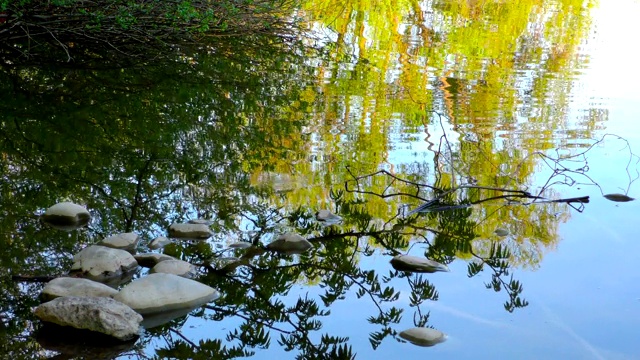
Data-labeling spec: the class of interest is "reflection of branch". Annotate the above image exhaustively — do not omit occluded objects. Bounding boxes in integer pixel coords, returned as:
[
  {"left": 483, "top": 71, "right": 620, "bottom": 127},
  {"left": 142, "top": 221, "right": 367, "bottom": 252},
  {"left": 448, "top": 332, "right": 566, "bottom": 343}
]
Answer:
[
  {"left": 169, "top": 328, "right": 198, "bottom": 348},
  {"left": 345, "top": 166, "right": 434, "bottom": 201},
  {"left": 11, "top": 274, "right": 57, "bottom": 283},
  {"left": 204, "top": 305, "right": 292, "bottom": 334}
]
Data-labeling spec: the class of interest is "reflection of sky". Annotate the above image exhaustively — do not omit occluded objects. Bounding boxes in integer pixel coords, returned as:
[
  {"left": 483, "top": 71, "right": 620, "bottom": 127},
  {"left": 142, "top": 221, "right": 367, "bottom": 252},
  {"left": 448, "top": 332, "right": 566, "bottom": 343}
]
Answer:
[{"left": 152, "top": 1, "right": 640, "bottom": 359}]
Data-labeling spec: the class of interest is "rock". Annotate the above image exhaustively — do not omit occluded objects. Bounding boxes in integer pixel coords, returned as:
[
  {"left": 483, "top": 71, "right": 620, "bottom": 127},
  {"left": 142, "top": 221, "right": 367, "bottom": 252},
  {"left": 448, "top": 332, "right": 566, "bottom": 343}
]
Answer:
[
  {"left": 149, "top": 236, "right": 172, "bottom": 249},
  {"left": 603, "top": 193, "right": 635, "bottom": 202},
  {"left": 228, "top": 241, "right": 252, "bottom": 249},
  {"left": 390, "top": 255, "right": 449, "bottom": 273},
  {"left": 494, "top": 228, "right": 509, "bottom": 237},
  {"left": 70, "top": 245, "right": 138, "bottom": 285},
  {"left": 266, "top": 233, "right": 313, "bottom": 254},
  {"left": 34, "top": 296, "right": 142, "bottom": 341},
  {"left": 150, "top": 260, "right": 197, "bottom": 278},
  {"left": 41, "top": 202, "right": 91, "bottom": 231},
  {"left": 114, "top": 273, "right": 219, "bottom": 315},
  {"left": 398, "top": 327, "right": 447, "bottom": 347},
  {"left": 188, "top": 219, "right": 214, "bottom": 225},
  {"left": 315, "top": 210, "right": 343, "bottom": 225},
  {"left": 208, "top": 256, "right": 245, "bottom": 272},
  {"left": 168, "top": 223, "right": 212, "bottom": 239},
  {"left": 99, "top": 232, "right": 140, "bottom": 253},
  {"left": 134, "top": 253, "right": 176, "bottom": 268},
  {"left": 41, "top": 277, "right": 118, "bottom": 301}
]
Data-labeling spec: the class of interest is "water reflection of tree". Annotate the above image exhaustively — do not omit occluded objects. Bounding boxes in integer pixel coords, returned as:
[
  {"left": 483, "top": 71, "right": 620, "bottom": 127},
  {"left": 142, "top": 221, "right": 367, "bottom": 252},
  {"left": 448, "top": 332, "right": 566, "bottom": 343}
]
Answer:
[
  {"left": 0, "top": 33, "right": 313, "bottom": 358},
  {"left": 270, "top": 0, "right": 601, "bottom": 223}
]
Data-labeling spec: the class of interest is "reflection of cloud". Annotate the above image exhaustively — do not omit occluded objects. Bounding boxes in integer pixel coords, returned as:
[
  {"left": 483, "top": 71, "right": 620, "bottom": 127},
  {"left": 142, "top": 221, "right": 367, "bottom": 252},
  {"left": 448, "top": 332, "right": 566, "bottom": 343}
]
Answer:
[
  {"left": 428, "top": 302, "right": 513, "bottom": 329},
  {"left": 539, "top": 303, "right": 606, "bottom": 360}
]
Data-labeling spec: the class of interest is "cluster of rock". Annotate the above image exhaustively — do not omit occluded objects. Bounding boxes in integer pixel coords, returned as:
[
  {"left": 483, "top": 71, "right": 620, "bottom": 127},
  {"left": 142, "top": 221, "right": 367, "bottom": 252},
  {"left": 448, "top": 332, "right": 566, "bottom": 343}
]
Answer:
[
  {"left": 36, "top": 202, "right": 221, "bottom": 342},
  {"left": 36, "top": 202, "right": 324, "bottom": 343}
]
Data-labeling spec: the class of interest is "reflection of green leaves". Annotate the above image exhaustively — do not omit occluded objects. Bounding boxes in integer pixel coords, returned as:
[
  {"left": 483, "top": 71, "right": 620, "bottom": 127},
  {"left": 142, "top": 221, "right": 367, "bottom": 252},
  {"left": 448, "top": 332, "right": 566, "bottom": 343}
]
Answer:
[
  {"left": 408, "top": 275, "right": 439, "bottom": 306},
  {"left": 467, "top": 261, "right": 484, "bottom": 277},
  {"left": 367, "top": 307, "right": 403, "bottom": 350}
]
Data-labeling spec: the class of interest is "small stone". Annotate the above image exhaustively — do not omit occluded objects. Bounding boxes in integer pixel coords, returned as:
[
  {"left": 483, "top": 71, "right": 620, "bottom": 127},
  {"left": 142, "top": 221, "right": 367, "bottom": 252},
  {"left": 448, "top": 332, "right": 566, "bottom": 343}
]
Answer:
[
  {"left": 168, "top": 223, "right": 212, "bottom": 239},
  {"left": 399, "top": 327, "right": 447, "bottom": 347},
  {"left": 70, "top": 245, "right": 138, "bottom": 285},
  {"left": 41, "top": 202, "right": 91, "bottom": 231},
  {"left": 34, "top": 297, "right": 142, "bottom": 341},
  {"left": 41, "top": 277, "right": 119, "bottom": 301},
  {"left": 188, "top": 219, "right": 214, "bottom": 225},
  {"left": 99, "top": 232, "right": 140, "bottom": 253},
  {"left": 266, "top": 233, "right": 313, "bottom": 254},
  {"left": 134, "top": 253, "right": 176, "bottom": 268},
  {"left": 228, "top": 242, "right": 252, "bottom": 249},
  {"left": 315, "top": 210, "right": 343, "bottom": 225},
  {"left": 149, "top": 236, "right": 172, "bottom": 249},
  {"left": 494, "top": 228, "right": 509, "bottom": 237},
  {"left": 390, "top": 255, "right": 449, "bottom": 273},
  {"left": 150, "top": 260, "right": 197, "bottom": 278}
]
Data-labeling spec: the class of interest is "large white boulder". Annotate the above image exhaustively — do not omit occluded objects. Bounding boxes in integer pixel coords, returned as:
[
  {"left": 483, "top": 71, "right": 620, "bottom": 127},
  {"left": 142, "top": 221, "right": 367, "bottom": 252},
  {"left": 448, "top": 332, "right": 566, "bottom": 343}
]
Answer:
[
  {"left": 34, "top": 296, "right": 142, "bottom": 341},
  {"left": 168, "top": 223, "right": 212, "bottom": 239},
  {"left": 70, "top": 245, "right": 138, "bottom": 284},
  {"left": 41, "top": 277, "right": 118, "bottom": 301},
  {"left": 150, "top": 260, "right": 197, "bottom": 278},
  {"left": 266, "top": 233, "right": 312, "bottom": 254},
  {"left": 390, "top": 255, "right": 449, "bottom": 273},
  {"left": 134, "top": 253, "right": 176, "bottom": 268},
  {"left": 398, "top": 327, "right": 447, "bottom": 347},
  {"left": 99, "top": 232, "right": 140, "bottom": 253},
  {"left": 41, "top": 202, "right": 91, "bottom": 231},
  {"left": 114, "top": 273, "right": 219, "bottom": 315}
]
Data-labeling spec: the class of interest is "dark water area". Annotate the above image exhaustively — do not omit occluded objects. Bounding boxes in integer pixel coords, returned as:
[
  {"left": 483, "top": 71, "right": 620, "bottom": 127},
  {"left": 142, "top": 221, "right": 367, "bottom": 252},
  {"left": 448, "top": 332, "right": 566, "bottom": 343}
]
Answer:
[{"left": 1, "top": 0, "right": 640, "bottom": 359}]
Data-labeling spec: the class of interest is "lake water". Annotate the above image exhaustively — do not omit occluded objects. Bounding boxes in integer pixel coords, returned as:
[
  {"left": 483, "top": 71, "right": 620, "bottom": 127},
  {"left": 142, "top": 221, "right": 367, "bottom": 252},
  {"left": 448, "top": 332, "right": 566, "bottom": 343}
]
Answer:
[{"left": 1, "top": 0, "right": 639, "bottom": 359}]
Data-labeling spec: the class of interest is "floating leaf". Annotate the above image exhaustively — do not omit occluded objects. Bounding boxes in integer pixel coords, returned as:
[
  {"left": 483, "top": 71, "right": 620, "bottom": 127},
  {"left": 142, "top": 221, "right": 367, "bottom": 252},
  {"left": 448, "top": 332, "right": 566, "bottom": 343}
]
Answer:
[
  {"left": 603, "top": 193, "right": 635, "bottom": 202},
  {"left": 390, "top": 255, "right": 450, "bottom": 273}
]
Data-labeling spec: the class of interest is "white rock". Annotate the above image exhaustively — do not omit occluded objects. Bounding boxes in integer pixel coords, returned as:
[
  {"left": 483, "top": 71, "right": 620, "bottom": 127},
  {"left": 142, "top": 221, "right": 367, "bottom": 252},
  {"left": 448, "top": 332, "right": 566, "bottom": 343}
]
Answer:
[
  {"left": 134, "top": 253, "right": 176, "bottom": 268},
  {"left": 266, "top": 233, "right": 313, "bottom": 254},
  {"left": 390, "top": 255, "right": 449, "bottom": 273},
  {"left": 41, "top": 277, "right": 118, "bottom": 301},
  {"left": 208, "top": 256, "right": 246, "bottom": 272},
  {"left": 494, "top": 228, "right": 509, "bottom": 237},
  {"left": 70, "top": 245, "right": 138, "bottom": 283},
  {"left": 150, "top": 260, "right": 197, "bottom": 278},
  {"left": 99, "top": 232, "right": 140, "bottom": 253},
  {"left": 34, "top": 296, "right": 142, "bottom": 341},
  {"left": 188, "top": 219, "right": 214, "bottom": 225},
  {"left": 41, "top": 202, "right": 91, "bottom": 231},
  {"left": 315, "top": 210, "right": 343, "bottom": 225},
  {"left": 399, "top": 327, "right": 447, "bottom": 347},
  {"left": 168, "top": 223, "right": 212, "bottom": 239},
  {"left": 228, "top": 242, "right": 252, "bottom": 249},
  {"left": 149, "top": 236, "right": 172, "bottom": 249},
  {"left": 114, "top": 273, "right": 219, "bottom": 315}
]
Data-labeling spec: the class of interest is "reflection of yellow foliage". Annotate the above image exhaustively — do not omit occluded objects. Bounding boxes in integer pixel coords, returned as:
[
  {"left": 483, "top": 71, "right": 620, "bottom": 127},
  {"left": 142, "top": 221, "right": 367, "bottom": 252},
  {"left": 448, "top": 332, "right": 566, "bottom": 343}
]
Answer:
[{"left": 250, "top": 0, "right": 598, "bottom": 269}]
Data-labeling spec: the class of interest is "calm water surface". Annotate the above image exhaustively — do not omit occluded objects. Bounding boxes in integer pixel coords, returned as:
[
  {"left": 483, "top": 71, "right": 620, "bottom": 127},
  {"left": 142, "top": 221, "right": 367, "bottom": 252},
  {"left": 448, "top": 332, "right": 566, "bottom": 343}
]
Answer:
[{"left": 2, "top": 0, "right": 640, "bottom": 359}]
